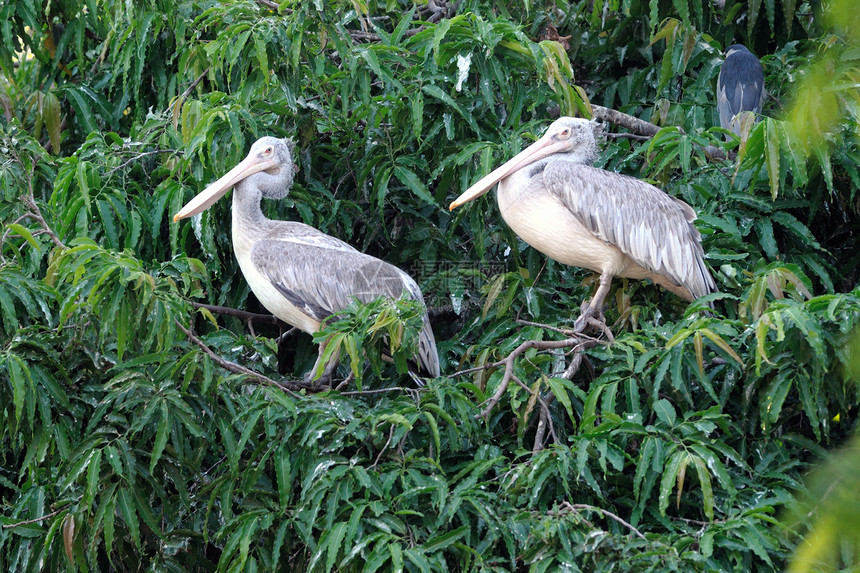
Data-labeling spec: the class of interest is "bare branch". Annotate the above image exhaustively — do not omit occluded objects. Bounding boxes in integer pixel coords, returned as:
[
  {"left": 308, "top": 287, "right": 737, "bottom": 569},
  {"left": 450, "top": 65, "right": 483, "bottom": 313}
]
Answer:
[
  {"left": 2, "top": 157, "right": 67, "bottom": 262},
  {"left": 473, "top": 336, "right": 592, "bottom": 419},
  {"left": 23, "top": 188, "right": 65, "bottom": 251},
  {"left": 256, "top": 0, "right": 285, "bottom": 11},
  {"left": 558, "top": 502, "right": 648, "bottom": 540},
  {"left": 448, "top": 318, "right": 605, "bottom": 419},
  {"left": 533, "top": 400, "right": 557, "bottom": 452},
  {"left": 604, "top": 132, "right": 652, "bottom": 142},
  {"left": 179, "top": 67, "right": 210, "bottom": 100},
  {"left": 190, "top": 301, "right": 282, "bottom": 327},
  {"left": 592, "top": 105, "right": 661, "bottom": 137},
  {"left": 590, "top": 104, "right": 732, "bottom": 163},
  {"left": 3, "top": 504, "right": 71, "bottom": 529},
  {"left": 106, "top": 149, "right": 180, "bottom": 177},
  {"left": 175, "top": 319, "right": 307, "bottom": 397}
]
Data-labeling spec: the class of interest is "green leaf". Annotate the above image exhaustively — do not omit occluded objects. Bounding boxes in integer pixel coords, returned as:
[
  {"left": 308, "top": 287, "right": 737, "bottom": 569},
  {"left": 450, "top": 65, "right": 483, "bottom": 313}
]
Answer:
[
  {"left": 393, "top": 164, "right": 435, "bottom": 207},
  {"left": 254, "top": 35, "right": 269, "bottom": 81},
  {"left": 658, "top": 450, "right": 685, "bottom": 516},
  {"left": 6, "top": 354, "right": 28, "bottom": 424},
  {"left": 692, "top": 456, "right": 714, "bottom": 521},
  {"left": 764, "top": 119, "right": 780, "bottom": 198},
  {"left": 42, "top": 92, "right": 62, "bottom": 152},
  {"left": 653, "top": 398, "right": 676, "bottom": 427},
  {"left": 326, "top": 522, "right": 348, "bottom": 572},
  {"left": 117, "top": 487, "right": 141, "bottom": 550},
  {"left": 149, "top": 401, "right": 170, "bottom": 473},
  {"left": 547, "top": 376, "right": 576, "bottom": 426},
  {"left": 755, "top": 218, "right": 778, "bottom": 260},
  {"left": 423, "top": 525, "right": 468, "bottom": 552}
]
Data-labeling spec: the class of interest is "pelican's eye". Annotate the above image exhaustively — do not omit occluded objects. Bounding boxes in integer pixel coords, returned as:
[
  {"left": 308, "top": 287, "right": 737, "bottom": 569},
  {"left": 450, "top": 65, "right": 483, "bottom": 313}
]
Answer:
[
  {"left": 264, "top": 146, "right": 273, "bottom": 155},
  {"left": 558, "top": 128, "right": 571, "bottom": 139}
]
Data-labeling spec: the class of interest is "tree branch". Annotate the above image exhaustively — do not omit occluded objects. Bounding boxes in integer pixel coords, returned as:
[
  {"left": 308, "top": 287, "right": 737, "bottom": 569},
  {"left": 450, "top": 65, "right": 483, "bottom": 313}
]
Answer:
[
  {"left": 176, "top": 320, "right": 309, "bottom": 397},
  {"left": 592, "top": 105, "right": 660, "bottom": 137},
  {"left": 557, "top": 501, "right": 647, "bottom": 540},
  {"left": 473, "top": 336, "right": 600, "bottom": 419},
  {"left": 106, "top": 149, "right": 180, "bottom": 177},
  {"left": 3, "top": 504, "right": 71, "bottom": 529},
  {"left": 448, "top": 318, "right": 605, "bottom": 420},
  {"left": 1, "top": 157, "right": 67, "bottom": 264},
  {"left": 190, "top": 301, "right": 282, "bottom": 327},
  {"left": 179, "top": 67, "right": 210, "bottom": 100},
  {"left": 590, "top": 104, "right": 730, "bottom": 161}
]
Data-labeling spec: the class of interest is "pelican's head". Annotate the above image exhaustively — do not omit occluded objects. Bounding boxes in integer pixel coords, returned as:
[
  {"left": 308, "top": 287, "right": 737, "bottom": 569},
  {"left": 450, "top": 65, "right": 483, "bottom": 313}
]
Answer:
[
  {"left": 449, "top": 117, "right": 599, "bottom": 210},
  {"left": 173, "top": 136, "right": 296, "bottom": 222}
]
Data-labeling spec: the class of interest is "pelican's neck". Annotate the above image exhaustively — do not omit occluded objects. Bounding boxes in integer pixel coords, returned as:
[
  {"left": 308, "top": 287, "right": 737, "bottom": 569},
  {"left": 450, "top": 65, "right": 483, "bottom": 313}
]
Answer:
[
  {"left": 562, "top": 147, "right": 597, "bottom": 166},
  {"left": 231, "top": 181, "right": 270, "bottom": 231}
]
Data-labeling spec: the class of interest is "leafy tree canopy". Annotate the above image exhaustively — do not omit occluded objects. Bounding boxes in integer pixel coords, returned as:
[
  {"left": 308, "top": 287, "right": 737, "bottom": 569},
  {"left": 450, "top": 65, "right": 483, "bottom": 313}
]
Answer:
[{"left": 0, "top": 0, "right": 859, "bottom": 570}]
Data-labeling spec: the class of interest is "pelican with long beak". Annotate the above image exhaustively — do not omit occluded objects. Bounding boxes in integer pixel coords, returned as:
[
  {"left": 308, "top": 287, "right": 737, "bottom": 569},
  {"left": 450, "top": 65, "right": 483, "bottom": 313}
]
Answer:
[
  {"left": 175, "top": 137, "right": 440, "bottom": 381},
  {"left": 450, "top": 117, "right": 716, "bottom": 329}
]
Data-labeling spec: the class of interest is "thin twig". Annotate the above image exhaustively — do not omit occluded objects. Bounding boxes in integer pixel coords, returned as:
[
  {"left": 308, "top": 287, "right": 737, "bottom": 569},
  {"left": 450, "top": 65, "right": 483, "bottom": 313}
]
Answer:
[
  {"left": 176, "top": 319, "right": 305, "bottom": 397},
  {"left": 516, "top": 319, "right": 577, "bottom": 337},
  {"left": 509, "top": 373, "right": 557, "bottom": 448},
  {"left": 371, "top": 424, "right": 396, "bottom": 469},
  {"left": 476, "top": 337, "right": 581, "bottom": 419},
  {"left": 559, "top": 502, "right": 647, "bottom": 540},
  {"left": 191, "top": 301, "right": 282, "bottom": 327},
  {"left": 334, "top": 372, "right": 355, "bottom": 391},
  {"left": 671, "top": 515, "right": 728, "bottom": 526},
  {"left": 533, "top": 396, "right": 558, "bottom": 452},
  {"left": 2, "top": 159, "right": 67, "bottom": 261},
  {"left": 3, "top": 504, "right": 71, "bottom": 529},
  {"left": 179, "top": 67, "right": 210, "bottom": 100},
  {"left": 106, "top": 149, "right": 179, "bottom": 177},
  {"left": 23, "top": 192, "right": 65, "bottom": 250},
  {"left": 604, "top": 132, "right": 652, "bottom": 141}
]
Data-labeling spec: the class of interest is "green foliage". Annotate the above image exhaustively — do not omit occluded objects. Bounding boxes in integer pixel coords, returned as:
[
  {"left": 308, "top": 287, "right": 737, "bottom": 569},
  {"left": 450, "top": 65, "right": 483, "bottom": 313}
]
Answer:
[
  {"left": 313, "top": 295, "right": 426, "bottom": 386},
  {"left": 0, "top": 0, "right": 858, "bottom": 570}
]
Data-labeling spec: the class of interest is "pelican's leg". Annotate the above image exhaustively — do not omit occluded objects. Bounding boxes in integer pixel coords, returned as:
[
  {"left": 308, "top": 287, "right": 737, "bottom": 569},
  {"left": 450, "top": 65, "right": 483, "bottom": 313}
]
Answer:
[
  {"left": 574, "top": 271, "right": 614, "bottom": 339},
  {"left": 305, "top": 339, "right": 341, "bottom": 387}
]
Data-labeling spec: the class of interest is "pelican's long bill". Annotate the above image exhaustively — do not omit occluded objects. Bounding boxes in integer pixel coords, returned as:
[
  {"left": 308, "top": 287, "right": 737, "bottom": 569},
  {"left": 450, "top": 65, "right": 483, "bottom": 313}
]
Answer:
[
  {"left": 448, "top": 130, "right": 572, "bottom": 211},
  {"left": 173, "top": 151, "right": 279, "bottom": 221}
]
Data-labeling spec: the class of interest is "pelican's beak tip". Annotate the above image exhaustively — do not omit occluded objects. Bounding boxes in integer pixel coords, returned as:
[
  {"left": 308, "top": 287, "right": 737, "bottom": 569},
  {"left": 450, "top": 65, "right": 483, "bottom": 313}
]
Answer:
[{"left": 172, "top": 213, "right": 182, "bottom": 223}]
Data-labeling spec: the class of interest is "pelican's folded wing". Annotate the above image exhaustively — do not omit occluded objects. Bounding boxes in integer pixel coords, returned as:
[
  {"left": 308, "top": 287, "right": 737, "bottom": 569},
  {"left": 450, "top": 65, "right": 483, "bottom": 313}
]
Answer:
[{"left": 545, "top": 163, "right": 716, "bottom": 300}]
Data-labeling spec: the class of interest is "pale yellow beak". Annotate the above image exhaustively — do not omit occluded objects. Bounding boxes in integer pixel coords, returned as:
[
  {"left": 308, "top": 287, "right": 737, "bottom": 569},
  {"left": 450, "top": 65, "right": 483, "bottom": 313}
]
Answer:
[
  {"left": 448, "top": 132, "right": 570, "bottom": 211},
  {"left": 173, "top": 153, "right": 278, "bottom": 222}
]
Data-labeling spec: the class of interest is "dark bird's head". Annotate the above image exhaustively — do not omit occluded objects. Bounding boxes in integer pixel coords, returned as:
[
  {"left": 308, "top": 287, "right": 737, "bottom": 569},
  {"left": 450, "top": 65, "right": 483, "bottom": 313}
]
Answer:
[
  {"left": 449, "top": 117, "right": 599, "bottom": 210},
  {"left": 173, "top": 136, "right": 296, "bottom": 222}
]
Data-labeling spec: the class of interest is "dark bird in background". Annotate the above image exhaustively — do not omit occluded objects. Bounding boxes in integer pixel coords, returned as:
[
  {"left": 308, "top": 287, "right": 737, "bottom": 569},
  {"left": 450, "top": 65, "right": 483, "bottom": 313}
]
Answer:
[
  {"left": 449, "top": 117, "right": 716, "bottom": 331},
  {"left": 174, "top": 137, "right": 440, "bottom": 382},
  {"left": 717, "top": 44, "right": 765, "bottom": 136}
]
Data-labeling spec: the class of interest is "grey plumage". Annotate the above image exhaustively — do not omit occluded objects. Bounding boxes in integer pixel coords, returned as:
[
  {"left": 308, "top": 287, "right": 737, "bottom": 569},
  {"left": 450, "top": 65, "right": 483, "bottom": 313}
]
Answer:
[
  {"left": 250, "top": 229, "right": 439, "bottom": 376},
  {"left": 174, "top": 136, "right": 440, "bottom": 379},
  {"left": 717, "top": 44, "right": 765, "bottom": 136},
  {"left": 542, "top": 163, "right": 715, "bottom": 300}
]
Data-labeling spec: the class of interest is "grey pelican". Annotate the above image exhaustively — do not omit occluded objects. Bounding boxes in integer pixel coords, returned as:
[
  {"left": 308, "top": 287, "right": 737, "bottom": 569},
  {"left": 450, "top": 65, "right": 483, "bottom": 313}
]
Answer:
[
  {"left": 174, "top": 137, "right": 440, "bottom": 381},
  {"left": 717, "top": 44, "right": 764, "bottom": 136},
  {"left": 449, "top": 117, "right": 716, "bottom": 329}
]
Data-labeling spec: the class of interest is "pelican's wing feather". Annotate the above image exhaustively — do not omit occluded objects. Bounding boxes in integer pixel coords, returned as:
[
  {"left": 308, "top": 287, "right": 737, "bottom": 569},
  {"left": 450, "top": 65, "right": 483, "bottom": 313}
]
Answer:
[
  {"left": 545, "top": 163, "right": 717, "bottom": 300},
  {"left": 250, "top": 235, "right": 440, "bottom": 376}
]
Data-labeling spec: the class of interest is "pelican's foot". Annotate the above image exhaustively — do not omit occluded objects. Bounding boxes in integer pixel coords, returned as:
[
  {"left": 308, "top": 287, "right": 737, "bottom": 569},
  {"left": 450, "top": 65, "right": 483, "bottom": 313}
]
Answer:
[{"left": 573, "top": 303, "right": 614, "bottom": 341}]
